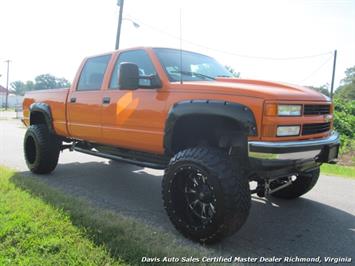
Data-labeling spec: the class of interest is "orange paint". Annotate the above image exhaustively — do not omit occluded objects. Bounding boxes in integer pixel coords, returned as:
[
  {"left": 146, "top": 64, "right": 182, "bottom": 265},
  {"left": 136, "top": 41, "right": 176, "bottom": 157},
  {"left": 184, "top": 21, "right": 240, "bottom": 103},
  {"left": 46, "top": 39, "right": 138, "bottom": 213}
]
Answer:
[
  {"left": 115, "top": 92, "right": 140, "bottom": 125},
  {"left": 23, "top": 47, "right": 333, "bottom": 155}
]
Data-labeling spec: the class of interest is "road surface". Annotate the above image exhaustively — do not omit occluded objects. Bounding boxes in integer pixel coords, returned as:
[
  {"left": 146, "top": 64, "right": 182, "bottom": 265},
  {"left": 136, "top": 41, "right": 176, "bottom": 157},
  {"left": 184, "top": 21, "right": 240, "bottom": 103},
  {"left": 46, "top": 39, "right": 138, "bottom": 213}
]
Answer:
[{"left": 1, "top": 119, "right": 354, "bottom": 261}]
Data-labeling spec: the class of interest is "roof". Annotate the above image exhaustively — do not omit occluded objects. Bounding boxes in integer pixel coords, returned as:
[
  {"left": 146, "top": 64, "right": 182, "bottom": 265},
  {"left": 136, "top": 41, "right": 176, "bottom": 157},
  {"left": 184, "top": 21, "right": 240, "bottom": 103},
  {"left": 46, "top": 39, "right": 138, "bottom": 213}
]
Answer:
[
  {"left": 0, "top": 85, "right": 7, "bottom": 94},
  {"left": 88, "top": 46, "right": 212, "bottom": 61}
]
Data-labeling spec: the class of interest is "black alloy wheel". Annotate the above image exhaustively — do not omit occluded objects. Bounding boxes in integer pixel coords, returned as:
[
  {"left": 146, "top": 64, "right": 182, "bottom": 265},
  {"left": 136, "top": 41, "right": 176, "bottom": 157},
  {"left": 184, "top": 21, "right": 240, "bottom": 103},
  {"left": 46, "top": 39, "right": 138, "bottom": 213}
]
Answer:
[{"left": 162, "top": 147, "right": 251, "bottom": 243}]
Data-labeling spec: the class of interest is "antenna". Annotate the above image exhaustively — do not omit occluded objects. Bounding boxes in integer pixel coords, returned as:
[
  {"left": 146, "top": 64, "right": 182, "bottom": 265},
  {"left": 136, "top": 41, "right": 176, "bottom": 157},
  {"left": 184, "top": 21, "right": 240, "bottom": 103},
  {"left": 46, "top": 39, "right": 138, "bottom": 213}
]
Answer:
[{"left": 179, "top": 8, "right": 183, "bottom": 85}]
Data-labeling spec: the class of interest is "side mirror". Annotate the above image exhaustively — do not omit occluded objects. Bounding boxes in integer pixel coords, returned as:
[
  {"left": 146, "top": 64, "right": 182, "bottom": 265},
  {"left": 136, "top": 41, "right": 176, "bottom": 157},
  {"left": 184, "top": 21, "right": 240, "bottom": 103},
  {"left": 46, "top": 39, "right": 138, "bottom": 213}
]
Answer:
[{"left": 119, "top": 62, "right": 139, "bottom": 90}]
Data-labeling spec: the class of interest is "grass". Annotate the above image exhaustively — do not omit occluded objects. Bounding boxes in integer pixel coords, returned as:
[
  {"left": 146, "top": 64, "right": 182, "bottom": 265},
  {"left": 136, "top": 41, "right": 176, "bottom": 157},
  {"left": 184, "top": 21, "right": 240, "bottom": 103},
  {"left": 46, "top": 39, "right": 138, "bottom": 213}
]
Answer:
[
  {"left": 0, "top": 167, "right": 124, "bottom": 266},
  {"left": 321, "top": 164, "right": 355, "bottom": 179},
  {"left": 0, "top": 166, "right": 217, "bottom": 266}
]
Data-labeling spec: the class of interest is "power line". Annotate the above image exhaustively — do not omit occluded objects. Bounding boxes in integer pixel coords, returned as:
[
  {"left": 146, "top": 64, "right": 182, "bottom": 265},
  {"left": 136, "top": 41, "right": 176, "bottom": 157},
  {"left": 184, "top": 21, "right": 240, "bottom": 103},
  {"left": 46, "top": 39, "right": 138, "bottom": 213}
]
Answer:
[
  {"left": 300, "top": 55, "right": 333, "bottom": 83},
  {"left": 128, "top": 16, "right": 333, "bottom": 61}
]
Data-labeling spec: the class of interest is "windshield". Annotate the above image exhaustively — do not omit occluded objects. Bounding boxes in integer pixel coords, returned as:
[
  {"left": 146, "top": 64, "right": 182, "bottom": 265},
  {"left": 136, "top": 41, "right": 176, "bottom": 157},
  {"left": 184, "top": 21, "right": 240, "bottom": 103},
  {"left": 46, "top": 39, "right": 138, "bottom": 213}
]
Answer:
[{"left": 154, "top": 48, "right": 232, "bottom": 82}]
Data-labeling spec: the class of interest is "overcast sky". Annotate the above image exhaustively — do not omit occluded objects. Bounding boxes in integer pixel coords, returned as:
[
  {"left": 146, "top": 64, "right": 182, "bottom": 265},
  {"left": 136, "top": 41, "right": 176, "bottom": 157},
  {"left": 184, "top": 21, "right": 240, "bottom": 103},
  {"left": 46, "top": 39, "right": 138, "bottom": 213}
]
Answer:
[{"left": 0, "top": 0, "right": 354, "bottom": 90}]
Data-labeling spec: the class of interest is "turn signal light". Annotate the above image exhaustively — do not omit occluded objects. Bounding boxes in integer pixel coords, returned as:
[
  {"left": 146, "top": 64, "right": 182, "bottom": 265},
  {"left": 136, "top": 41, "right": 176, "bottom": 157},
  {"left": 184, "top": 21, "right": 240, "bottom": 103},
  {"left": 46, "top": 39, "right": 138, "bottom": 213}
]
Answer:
[{"left": 265, "top": 103, "right": 277, "bottom": 116}]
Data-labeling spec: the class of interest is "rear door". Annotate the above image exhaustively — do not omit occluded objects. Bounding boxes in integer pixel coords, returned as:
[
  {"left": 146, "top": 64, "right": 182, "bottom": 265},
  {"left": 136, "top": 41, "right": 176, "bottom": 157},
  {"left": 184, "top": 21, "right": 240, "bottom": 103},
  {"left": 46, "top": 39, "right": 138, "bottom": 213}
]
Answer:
[{"left": 67, "top": 54, "right": 111, "bottom": 142}]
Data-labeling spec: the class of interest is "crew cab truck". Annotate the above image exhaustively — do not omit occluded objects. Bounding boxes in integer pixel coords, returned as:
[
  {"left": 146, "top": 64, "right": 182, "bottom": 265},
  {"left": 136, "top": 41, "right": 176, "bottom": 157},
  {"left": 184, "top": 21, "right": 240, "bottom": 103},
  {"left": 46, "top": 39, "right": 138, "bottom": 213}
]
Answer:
[{"left": 23, "top": 47, "right": 340, "bottom": 243}]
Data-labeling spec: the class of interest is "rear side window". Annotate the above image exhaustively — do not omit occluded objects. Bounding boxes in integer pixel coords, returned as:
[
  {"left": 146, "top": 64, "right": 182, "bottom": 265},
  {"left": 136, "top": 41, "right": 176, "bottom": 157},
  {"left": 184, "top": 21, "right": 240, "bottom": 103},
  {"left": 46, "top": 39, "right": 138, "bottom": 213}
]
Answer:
[
  {"left": 109, "top": 50, "right": 156, "bottom": 89},
  {"left": 77, "top": 54, "right": 111, "bottom": 91}
]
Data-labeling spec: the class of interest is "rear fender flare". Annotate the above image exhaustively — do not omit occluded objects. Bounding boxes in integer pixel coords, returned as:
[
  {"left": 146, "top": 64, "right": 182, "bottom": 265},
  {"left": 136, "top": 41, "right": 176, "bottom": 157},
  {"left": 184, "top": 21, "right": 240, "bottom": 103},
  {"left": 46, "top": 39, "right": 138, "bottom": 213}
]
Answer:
[{"left": 29, "top": 102, "right": 54, "bottom": 134}]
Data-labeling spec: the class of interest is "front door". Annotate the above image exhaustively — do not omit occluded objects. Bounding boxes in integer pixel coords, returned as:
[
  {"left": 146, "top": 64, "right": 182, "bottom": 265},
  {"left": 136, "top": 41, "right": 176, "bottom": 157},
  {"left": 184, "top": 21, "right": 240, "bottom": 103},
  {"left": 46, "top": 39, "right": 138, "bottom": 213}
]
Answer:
[{"left": 101, "top": 49, "right": 166, "bottom": 154}]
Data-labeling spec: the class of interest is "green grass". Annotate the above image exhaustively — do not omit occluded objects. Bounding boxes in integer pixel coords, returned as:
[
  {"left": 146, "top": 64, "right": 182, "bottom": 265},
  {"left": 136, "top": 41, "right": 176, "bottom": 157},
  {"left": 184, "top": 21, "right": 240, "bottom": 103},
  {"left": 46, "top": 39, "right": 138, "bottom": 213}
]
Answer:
[
  {"left": 321, "top": 164, "right": 355, "bottom": 179},
  {"left": 0, "top": 167, "right": 125, "bottom": 266},
  {"left": 0, "top": 166, "right": 216, "bottom": 266}
]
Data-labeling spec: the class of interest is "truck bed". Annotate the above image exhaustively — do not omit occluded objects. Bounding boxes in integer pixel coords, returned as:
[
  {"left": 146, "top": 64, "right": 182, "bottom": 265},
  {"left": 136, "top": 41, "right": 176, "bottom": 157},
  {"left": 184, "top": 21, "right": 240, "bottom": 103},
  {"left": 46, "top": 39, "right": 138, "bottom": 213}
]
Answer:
[{"left": 23, "top": 88, "right": 70, "bottom": 137}]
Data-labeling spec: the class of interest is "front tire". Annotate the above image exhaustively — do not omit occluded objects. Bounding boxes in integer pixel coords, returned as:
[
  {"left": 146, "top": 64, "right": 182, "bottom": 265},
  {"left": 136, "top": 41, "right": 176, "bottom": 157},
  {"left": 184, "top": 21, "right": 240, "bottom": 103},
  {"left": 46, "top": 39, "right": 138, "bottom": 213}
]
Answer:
[
  {"left": 24, "top": 124, "right": 61, "bottom": 174},
  {"left": 270, "top": 168, "right": 320, "bottom": 199},
  {"left": 162, "top": 147, "right": 251, "bottom": 243}
]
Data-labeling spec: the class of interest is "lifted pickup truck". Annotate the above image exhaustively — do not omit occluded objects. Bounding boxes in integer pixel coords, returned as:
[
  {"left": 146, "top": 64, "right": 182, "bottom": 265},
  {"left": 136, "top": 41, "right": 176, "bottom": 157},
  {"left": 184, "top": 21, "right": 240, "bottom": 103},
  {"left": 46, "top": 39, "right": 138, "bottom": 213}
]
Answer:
[{"left": 23, "top": 47, "right": 340, "bottom": 243}]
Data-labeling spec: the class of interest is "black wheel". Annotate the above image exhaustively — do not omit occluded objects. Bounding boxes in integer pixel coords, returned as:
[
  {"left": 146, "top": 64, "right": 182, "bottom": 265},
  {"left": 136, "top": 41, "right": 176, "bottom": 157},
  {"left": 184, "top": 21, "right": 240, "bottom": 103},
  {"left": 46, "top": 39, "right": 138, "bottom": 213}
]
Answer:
[
  {"left": 270, "top": 168, "right": 320, "bottom": 199},
  {"left": 162, "top": 147, "right": 251, "bottom": 243},
  {"left": 24, "top": 124, "right": 61, "bottom": 174}
]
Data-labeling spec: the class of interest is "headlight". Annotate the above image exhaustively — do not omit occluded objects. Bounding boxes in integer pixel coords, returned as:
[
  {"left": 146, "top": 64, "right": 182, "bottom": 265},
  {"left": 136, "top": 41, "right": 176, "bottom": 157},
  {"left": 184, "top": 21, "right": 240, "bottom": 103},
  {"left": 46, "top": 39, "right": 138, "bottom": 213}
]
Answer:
[
  {"left": 278, "top": 105, "right": 302, "bottom": 116},
  {"left": 277, "top": 125, "right": 300, "bottom": 137}
]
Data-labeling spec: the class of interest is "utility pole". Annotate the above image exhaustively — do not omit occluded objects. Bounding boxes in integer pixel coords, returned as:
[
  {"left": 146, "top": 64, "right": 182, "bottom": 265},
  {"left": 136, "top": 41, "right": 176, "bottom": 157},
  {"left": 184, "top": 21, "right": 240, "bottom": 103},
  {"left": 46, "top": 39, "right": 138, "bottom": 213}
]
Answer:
[
  {"left": 115, "top": 0, "right": 125, "bottom": 50},
  {"left": 330, "top": 50, "right": 337, "bottom": 99},
  {"left": 5, "top": 60, "right": 10, "bottom": 110}
]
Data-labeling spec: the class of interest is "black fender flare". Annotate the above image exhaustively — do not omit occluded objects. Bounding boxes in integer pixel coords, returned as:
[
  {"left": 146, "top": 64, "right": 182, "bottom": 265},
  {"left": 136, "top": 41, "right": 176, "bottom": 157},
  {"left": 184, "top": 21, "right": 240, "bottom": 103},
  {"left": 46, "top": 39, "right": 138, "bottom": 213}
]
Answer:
[
  {"left": 163, "top": 100, "right": 257, "bottom": 155},
  {"left": 29, "top": 102, "right": 54, "bottom": 133}
]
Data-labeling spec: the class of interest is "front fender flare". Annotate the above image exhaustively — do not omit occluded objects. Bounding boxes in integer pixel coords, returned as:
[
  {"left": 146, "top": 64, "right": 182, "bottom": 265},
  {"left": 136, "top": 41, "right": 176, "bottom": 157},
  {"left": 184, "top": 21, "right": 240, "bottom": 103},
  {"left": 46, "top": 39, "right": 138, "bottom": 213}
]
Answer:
[{"left": 164, "top": 100, "right": 257, "bottom": 155}]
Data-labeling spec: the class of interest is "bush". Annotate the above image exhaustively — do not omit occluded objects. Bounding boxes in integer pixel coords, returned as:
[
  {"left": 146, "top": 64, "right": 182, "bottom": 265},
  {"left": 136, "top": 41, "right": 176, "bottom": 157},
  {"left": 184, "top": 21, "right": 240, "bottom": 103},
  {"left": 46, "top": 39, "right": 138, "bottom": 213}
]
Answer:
[{"left": 333, "top": 99, "right": 355, "bottom": 155}]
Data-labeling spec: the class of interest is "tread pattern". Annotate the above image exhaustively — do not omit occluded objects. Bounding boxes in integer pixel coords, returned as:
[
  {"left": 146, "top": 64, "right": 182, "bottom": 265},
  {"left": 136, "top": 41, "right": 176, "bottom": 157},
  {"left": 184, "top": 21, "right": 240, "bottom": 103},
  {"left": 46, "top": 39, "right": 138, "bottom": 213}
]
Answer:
[
  {"left": 271, "top": 168, "right": 320, "bottom": 199},
  {"left": 24, "top": 124, "right": 61, "bottom": 174},
  {"left": 162, "top": 147, "right": 251, "bottom": 243}
]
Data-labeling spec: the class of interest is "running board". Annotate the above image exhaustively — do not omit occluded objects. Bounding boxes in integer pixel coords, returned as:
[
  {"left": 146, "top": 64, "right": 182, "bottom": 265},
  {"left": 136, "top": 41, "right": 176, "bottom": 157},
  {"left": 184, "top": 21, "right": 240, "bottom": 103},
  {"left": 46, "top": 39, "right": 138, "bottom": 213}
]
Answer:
[{"left": 73, "top": 146, "right": 167, "bottom": 169}]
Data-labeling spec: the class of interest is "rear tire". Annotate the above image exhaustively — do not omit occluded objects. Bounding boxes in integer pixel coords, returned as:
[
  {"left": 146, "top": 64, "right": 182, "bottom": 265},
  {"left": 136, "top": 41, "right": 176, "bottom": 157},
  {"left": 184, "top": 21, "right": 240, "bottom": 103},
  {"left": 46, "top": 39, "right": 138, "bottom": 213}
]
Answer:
[
  {"left": 24, "top": 124, "right": 61, "bottom": 174},
  {"left": 162, "top": 147, "right": 251, "bottom": 243},
  {"left": 271, "top": 168, "right": 320, "bottom": 199}
]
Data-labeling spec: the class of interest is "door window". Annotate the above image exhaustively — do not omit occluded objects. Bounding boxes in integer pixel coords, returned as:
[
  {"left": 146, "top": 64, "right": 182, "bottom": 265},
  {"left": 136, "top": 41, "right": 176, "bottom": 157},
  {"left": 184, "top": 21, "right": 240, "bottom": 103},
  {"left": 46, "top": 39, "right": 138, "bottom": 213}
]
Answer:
[
  {"left": 77, "top": 54, "right": 111, "bottom": 91},
  {"left": 109, "top": 50, "right": 156, "bottom": 89}
]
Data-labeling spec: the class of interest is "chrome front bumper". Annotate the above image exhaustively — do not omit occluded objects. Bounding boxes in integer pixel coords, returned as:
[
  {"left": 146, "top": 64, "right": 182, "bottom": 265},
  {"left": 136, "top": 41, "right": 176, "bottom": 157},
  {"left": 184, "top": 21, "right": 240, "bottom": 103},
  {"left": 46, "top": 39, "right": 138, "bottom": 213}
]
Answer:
[{"left": 248, "top": 131, "right": 340, "bottom": 162}]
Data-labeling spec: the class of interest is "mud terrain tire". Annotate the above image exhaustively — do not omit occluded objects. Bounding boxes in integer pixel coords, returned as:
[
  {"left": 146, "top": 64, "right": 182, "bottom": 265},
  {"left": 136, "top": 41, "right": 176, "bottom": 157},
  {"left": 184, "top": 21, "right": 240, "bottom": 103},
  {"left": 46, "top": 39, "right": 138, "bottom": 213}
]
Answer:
[
  {"left": 24, "top": 124, "right": 61, "bottom": 174},
  {"left": 162, "top": 147, "right": 251, "bottom": 243}
]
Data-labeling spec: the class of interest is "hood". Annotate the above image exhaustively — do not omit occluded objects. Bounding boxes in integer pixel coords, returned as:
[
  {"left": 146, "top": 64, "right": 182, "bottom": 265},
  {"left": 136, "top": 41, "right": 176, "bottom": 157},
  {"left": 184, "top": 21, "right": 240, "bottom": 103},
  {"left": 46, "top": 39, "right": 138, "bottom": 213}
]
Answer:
[{"left": 180, "top": 78, "right": 330, "bottom": 101}]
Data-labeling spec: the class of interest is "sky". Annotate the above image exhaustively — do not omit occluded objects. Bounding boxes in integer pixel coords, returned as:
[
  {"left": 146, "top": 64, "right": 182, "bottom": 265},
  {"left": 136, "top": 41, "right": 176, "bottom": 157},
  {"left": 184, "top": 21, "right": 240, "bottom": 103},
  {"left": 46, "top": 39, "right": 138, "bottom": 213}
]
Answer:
[{"left": 0, "top": 0, "right": 354, "bottom": 91}]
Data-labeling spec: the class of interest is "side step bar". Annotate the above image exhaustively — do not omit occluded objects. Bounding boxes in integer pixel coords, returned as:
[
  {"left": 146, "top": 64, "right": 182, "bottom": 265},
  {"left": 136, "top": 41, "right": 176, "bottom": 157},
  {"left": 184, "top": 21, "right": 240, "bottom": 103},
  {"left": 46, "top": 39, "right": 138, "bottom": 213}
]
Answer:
[{"left": 72, "top": 146, "right": 167, "bottom": 170}]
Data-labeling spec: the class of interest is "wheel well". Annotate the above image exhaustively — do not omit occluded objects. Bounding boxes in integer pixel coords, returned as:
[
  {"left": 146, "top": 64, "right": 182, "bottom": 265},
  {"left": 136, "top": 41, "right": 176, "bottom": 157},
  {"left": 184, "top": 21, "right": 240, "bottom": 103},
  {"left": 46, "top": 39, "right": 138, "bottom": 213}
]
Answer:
[
  {"left": 30, "top": 111, "right": 47, "bottom": 125},
  {"left": 171, "top": 115, "right": 247, "bottom": 154}
]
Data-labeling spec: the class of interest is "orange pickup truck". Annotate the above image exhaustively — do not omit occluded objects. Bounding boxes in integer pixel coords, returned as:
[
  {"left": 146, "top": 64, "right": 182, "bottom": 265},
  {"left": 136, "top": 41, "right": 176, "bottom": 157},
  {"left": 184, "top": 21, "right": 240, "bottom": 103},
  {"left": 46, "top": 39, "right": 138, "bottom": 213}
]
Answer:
[{"left": 23, "top": 47, "right": 340, "bottom": 243}]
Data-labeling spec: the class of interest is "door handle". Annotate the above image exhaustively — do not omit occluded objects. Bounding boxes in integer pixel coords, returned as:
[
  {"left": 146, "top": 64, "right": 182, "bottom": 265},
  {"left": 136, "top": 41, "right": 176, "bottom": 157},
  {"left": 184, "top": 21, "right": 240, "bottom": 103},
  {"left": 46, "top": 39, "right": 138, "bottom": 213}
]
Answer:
[
  {"left": 102, "top": 96, "right": 110, "bottom": 104},
  {"left": 70, "top": 97, "right": 76, "bottom": 103}
]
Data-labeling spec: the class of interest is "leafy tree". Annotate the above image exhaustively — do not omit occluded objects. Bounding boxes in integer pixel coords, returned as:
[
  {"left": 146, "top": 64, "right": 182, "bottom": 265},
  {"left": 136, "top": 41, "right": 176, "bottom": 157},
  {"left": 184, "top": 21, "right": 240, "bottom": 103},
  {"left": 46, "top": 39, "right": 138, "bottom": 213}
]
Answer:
[
  {"left": 10, "top": 74, "right": 70, "bottom": 95},
  {"left": 10, "top": 81, "right": 27, "bottom": 96},
  {"left": 26, "top": 80, "right": 35, "bottom": 91},
  {"left": 307, "top": 84, "right": 330, "bottom": 97},
  {"left": 34, "top": 74, "right": 70, "bottom": 90},
  {"left": 335, "top": 65, "right": 355, "bottom": 100},
  {"left": 341, "top": 66, "right": 355, "bottom": 84},
  {"left": 225, "top": 65, "right": 240, "bottom": 78}
]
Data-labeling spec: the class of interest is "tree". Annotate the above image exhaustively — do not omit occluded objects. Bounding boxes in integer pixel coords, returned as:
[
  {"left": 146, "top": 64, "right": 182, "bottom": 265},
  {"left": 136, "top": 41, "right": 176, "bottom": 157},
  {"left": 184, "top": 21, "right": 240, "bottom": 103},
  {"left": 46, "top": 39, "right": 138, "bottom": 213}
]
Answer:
[
  {"left": 34, "top": 74, "right": 70, "bottom": 90},
  {"left": 225, "top": 65, "right": 240, "bottom": 78},
  {"left": 10, "top": 74, "right": 70, "bottom": 95},
  {"left": 335, "top": 65, "right": 355, "bottom": 100},
  {"left": 26, "top": 80, "right": 35, "bottom": 91},
  {"left": 341, "top": 66, "right": 355, "bottom": 84},
  {"left": 10, "top": 81, "right": 27, "bottom": 96},
  {"left": 307, "top": 84, "right": 330, "bottom": 97}
]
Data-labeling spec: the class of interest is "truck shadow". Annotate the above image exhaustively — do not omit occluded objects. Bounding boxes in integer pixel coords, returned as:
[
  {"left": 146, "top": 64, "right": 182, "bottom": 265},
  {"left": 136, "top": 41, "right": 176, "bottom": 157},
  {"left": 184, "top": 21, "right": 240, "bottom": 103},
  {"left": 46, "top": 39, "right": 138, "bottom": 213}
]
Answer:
[{"left": 13, "top": 160, "right": 355, "bottom": 259}]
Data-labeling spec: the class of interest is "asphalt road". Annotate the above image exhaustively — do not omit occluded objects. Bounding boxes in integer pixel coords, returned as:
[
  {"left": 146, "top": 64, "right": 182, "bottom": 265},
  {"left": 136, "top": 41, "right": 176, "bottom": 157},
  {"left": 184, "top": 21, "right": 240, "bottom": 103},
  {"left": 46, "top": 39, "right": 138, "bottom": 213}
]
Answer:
[{"left": 1, "top": 119, "right": 354, "bottom": 262}]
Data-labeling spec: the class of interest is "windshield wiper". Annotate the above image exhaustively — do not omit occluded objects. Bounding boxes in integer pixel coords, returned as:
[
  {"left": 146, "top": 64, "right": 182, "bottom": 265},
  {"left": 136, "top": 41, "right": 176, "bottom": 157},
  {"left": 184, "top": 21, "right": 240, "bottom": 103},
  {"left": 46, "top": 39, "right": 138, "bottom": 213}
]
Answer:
[
  {"left": 171, "top": 70, "right": 215, "bottom": 80},
  {"left": 216, "top": 75, "right": 233, "bottom": 78}
]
